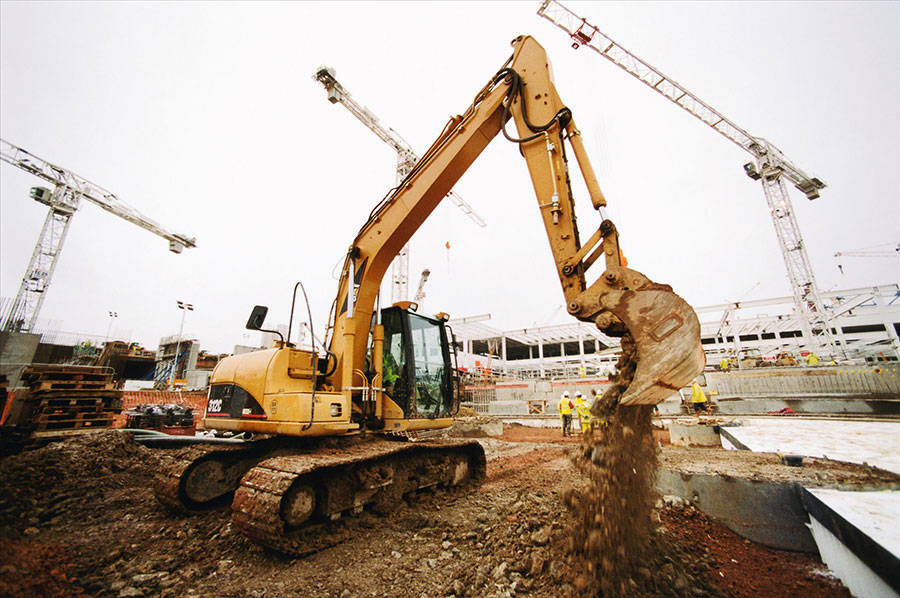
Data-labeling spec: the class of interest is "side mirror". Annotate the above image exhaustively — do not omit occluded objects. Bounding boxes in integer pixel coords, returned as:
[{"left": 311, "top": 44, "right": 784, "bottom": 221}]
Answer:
[{"left": 246, "top": 305, "right": 268, "bottom": 330}]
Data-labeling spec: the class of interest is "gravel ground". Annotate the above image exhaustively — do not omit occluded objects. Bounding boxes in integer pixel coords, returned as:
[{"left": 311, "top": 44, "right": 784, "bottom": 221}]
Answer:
[{"left": 0, "top": 428, "right": 854, "bottom": 597}]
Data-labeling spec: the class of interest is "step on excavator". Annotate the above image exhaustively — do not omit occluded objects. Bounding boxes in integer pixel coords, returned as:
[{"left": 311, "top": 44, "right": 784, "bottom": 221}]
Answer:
[{"left": 154, "top": 35, "right": 704, "bottom": 555}]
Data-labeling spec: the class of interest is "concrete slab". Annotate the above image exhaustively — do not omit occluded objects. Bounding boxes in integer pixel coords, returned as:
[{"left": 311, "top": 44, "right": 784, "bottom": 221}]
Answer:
[
  {"left": 725, "top": 418, "right": 900, "bottom": 474},
  {"left": 807, "top": 489, "right": 900, "bottom": 557},
  {"left": 801, "top": 488, "right": 900, "bottom": 596}
]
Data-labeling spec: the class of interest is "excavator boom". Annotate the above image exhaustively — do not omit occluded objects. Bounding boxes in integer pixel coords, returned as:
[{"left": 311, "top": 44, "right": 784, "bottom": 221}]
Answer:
[{"left": 326, "top": 35, "right": 703, "bottom": 408}]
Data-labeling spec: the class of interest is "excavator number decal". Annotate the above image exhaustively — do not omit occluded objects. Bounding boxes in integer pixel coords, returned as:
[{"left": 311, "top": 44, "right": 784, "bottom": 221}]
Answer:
[{"left": 205, "top": 384, "right": 266, "bottom": 419}]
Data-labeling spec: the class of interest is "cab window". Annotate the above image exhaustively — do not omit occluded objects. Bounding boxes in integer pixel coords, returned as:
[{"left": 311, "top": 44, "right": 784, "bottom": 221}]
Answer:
[{"left": 408, "top": 312, "right": 449, "bottom": 417}]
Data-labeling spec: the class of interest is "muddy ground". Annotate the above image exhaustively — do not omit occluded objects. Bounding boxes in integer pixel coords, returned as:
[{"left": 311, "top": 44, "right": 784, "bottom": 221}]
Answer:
[{"left": 0, "top": 425, "right": 865, "bottom": 598}]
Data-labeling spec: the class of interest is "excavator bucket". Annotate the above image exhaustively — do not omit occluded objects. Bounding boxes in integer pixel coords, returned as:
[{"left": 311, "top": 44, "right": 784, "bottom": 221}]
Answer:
[{"left": 598, "top": 271, "right": 706, "bottom": 406}]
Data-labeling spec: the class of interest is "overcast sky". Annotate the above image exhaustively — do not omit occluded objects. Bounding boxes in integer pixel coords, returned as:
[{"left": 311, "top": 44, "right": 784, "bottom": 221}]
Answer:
[{"left": 1, "top": 1, "right": 898, "bottom": 354}]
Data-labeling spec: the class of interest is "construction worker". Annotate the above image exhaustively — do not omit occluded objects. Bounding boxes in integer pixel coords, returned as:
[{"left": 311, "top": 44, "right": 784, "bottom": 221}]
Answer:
[
  {"left": 806, "top": 352, "right": 820, "bottom": 366},
  {"left": 587, "top": 388, "right": 607, "bottom": 429},
  {"left": 573, "top": 391, "right": 586, "bottom": 432},
  {"left": 382, "top": 349, "right": 402, "bottom": 398},
  {"left": 719, "top": 355, "right": 731, "bottom": 371},
  {"left": 690, "top": 380, "right": 708, "bottom": 414},
  {"left": 557, "top": 391, "right": 574, "bottom": 436},
  {"left": 576, "top": 400, "right": 593, "bottom": 435}
]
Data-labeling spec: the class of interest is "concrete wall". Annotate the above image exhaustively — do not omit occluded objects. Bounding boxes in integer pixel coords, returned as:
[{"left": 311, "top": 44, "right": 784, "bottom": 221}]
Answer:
[
  {"left": 465, "top": 378, "right": 615, "bottom": 414},
  {"left": 656, "top": 470, "right": 818, "bottom": 552},
  {"left": 0, "top": 331, "right": 41, "bottom": 387},
  {"left": 707, "top": 366, "right": 900, "bottom": 399},
  {"left": 468, "top": 368, "right": 900, "bottom": 417}
]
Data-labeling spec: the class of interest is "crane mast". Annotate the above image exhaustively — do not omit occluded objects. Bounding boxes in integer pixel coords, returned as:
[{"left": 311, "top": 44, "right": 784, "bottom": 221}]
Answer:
[
  {"left": 313, "top": 67, "right": 486, "bottom": 303},
  {"left": 1, "top": 138, "right": 196, "bottom": 333},
  {"left": 536, "top": 0, "right": 841, "bottom": 358},
  {"left": 413, "top": 268, "right": 431, "bottom": 306}
]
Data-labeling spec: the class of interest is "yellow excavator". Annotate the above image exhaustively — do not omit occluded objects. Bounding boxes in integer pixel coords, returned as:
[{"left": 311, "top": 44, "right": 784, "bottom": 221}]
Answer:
[{"left": 154, "top": 35, "right": 704, "bottom": 555}]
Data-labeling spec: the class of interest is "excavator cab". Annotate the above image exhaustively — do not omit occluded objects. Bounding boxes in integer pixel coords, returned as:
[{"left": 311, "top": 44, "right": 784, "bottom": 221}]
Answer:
[{"left": 369, "top": 307, "right": 457, "bottom": 420}]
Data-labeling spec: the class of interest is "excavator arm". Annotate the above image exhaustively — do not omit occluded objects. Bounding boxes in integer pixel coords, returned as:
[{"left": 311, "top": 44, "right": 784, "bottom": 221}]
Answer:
[
  {"left": 326, "top": 35, "right": 704, "bottom": 409},
  {"left": 159, "top": 35, "right": 705, "bottom": 545}
]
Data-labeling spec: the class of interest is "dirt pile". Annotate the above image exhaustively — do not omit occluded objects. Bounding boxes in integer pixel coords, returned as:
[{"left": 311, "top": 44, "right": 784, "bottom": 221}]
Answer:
[{"left": 0, "top": 431, "right": 161, "bottom": 531}]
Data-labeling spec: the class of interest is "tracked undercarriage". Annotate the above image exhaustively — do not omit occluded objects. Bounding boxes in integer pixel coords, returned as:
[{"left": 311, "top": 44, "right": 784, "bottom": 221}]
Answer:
[{"left": 155, "top": 436, "right": 486, "bottom": 555}]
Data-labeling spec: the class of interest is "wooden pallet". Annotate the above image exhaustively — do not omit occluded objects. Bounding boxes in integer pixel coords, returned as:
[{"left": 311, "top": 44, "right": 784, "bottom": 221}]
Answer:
[
  {"left": 33, "top": 410, "right": 116, "bottom": 431},
  {"left": 37, "top": 396, "right": 122, "bottom": 409},
  {"left": 21, "top": 365, "right": 114, "bottom": 379},
  {"left": 6, "top": 366, "right": 124, "bottom": 436},
  {"left": 20, "top": 365, "right": 114, "bottom": 391},
  {"left": 28, "top": 389, "right": 121, "bottom": 399},
  {"left": 34, "top": 419, "right": 114, "bottom": 432},
  {"left": 32, "top": 380, "right": 117, "bottom": 392}
]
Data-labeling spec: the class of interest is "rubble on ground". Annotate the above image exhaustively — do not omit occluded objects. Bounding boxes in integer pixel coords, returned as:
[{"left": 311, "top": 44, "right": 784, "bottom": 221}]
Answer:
[{"left": 0, "top": 429, "right": 851, "bottom": 597}]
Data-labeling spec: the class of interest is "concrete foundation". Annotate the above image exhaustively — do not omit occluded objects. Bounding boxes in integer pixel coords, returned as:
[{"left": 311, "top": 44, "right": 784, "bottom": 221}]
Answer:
[
  {"left": 450, "top": 419, "right": 503, "bottom": 438},
  {"left": 656, "top": 470, "right": 818, "bottom": 552},
  {"left": 487, "top": 400, "right": 529, "bottom": 416},
  {"left": 668, "top": 423, "right": 722, "bottom": 447}
]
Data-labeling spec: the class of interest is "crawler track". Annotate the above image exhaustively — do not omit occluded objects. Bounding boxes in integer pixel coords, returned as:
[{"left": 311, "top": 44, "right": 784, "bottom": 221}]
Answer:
[
  {"left": 154, "top": 441, "right": 283, "bottom": 512},
  {"left": 231, "top": 438, "right": 486, "bottom": 555}
]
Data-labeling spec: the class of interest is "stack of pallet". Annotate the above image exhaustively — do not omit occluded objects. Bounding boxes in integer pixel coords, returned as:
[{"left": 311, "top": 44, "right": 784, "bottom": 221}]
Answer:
[{"left": 12, "top": 365, "right": 123, "bottom": 438}]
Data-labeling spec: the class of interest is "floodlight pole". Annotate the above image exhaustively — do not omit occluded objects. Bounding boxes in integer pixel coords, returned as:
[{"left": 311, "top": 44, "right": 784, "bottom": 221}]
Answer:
[{"left": 169, "top": 301, "right": 193, "bottom": 390}]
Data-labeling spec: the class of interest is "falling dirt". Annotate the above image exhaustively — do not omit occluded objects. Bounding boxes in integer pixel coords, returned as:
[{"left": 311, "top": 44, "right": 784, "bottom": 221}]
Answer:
[
  {"left": 564, "top": 404, "right": 665, "bottom": 597},
  {"left": 562, "top": 332, "right": 665, "bottom": 596}
]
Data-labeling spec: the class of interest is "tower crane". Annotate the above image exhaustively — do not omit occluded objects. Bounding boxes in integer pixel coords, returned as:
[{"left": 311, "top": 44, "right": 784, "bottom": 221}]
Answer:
[
  {"left": 536, "top": 0, "right": 840, "bottom": 358},
  {"left": 413, "top": 268, "right": 431, "bottom": 307},
  {"left": 0, "top": 138, "right": 196, "bottom": 333},
  {"left": 834, "top": 244, "right": 899, "bottom": 274},
  {"left": 313, "top": 67, "right": 486, "bottom": 303}
]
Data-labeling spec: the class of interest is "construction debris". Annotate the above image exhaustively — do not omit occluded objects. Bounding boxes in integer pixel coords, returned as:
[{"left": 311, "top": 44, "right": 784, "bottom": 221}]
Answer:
[
  {"left": 124, "top": 404, "right": 196, "bottom": 435},
  {"left": 0, "top": 429, "right": 855, "bottom": 597}
]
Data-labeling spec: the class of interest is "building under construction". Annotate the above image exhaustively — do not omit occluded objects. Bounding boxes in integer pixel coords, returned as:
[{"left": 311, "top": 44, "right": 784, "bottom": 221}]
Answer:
[
  {"left": 452, "top": 284, "right": 900, "bottom": 381},
  {"left": 0, "top": 2, "right": 898, "bottom": 597}
]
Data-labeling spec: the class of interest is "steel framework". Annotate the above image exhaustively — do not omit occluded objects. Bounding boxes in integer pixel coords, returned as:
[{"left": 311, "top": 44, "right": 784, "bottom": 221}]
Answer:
[
  {"left": 1, "top": 138, "right": 196, "bottom": 332},
  {"left": 451, "top": 284, "right": 900, "bottom": 379},
  {"left": 536, "top": 0, "right": 840, "bottom": 357},
  {"left": 313, "top": 67, "right": 486, "bottom": 303}
]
